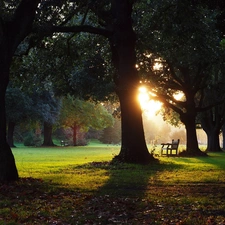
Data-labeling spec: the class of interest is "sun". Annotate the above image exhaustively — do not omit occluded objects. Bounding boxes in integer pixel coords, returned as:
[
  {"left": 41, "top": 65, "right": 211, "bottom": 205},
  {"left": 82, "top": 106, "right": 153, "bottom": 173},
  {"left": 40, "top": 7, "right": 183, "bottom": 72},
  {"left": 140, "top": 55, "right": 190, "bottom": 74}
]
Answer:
[
  {"left": 138, "top": 86, "right": 162, "bottom": 117},
  {"left": 173, "top": 91, "right": 184, "bottom": 101}
]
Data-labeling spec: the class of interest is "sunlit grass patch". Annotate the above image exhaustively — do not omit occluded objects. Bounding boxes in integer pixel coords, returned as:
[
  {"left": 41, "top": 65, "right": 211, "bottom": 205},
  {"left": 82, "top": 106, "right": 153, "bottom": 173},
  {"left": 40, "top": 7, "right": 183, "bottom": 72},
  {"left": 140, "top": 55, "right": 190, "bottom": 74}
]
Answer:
[
  {"left": 13, "top": 147, "right": 225, "bottom": 188},
  {"left": 154, "top": 152, "right": 225, "bottom": 184},
  {"left": 13, "top": 145, "right": 119, "bottom": 176}
]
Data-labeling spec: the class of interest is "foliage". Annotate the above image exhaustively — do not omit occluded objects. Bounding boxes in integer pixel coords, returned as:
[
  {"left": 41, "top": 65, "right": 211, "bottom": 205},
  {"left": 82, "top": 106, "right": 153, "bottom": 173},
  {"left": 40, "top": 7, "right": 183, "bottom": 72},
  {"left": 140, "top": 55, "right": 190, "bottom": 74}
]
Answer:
[
  {"left": 59, "top": 95, "right": 114, "bottom": 132},
  {"left": 23, "top": 132, "right": 42, "bottom": 147},
  {"left": 11, "top": 44, "right": 75, "bottom": 94},
  {"left": 99, "top": 118, "right": 121, "bottom": 144},
  {"left": 133, "top": 0, "right": 225, "bottom": 154},
  {"left": 136, "top": 0, "right": 223, "bottom": 109},
  {"left": 12, "top": 20, "right": 115, "bottom": 102},
  {"left": 31, "top": 90, "right": 61, "bottom": 125},
  {"left": 6, "top": 85, "right": 61, "bottom": 127},
  {"left": 23, "top": 132, "right": 35, "bottom": 147},
  {"left": 5, "top": 87, "right": 33, "bottom": 123},
  {"left": 160, "top": 107, "right": 183, "bottom": 127},
  {"left": 66, "top": 33, "right": 115, "bottom": 101}
]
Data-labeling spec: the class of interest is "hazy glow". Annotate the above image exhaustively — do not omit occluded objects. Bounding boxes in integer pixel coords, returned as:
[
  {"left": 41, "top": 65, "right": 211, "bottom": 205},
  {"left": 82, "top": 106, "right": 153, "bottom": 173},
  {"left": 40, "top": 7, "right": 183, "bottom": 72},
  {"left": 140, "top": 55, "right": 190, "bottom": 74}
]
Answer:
[
  {"left": 173, "top": 91, "right": 184, "bottom": 100},
  {"left": 153, "top": 62, "right": 163, "bottom": 70},
  {"left": 138, "top": 87, "right": 162, "bottom": 118}
]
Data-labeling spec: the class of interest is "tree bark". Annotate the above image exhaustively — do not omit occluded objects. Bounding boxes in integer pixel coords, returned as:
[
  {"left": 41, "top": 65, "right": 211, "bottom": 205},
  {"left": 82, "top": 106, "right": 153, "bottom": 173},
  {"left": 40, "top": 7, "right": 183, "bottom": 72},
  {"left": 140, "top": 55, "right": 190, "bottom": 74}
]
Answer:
[
  {"left": 180, "top": 101, "right": 206, "bottom": 156},
  {"left": 110, "top": 0, "right": 155, "bottom": 163},
  {"left": 183, "top": 115, "right": 204, "bottom": 155},
  {"left": 7, "top": 121, "right": 16, "bottom": 148},
  {"left": 0, "top": 0, "right": 39, "bottom": 181},
  {"left": 205, "top": 129, "right": 222, "bottom": 152},
  {"left": 73, "top": 124, "right": 78, "bottom": 146},
  {"left": 222, "top": 125, "right": 225, "bottom": 150},
  {"left": 42, "top": 122, "right": 55, "bottom": 146},
  {"left": 116, "top": 88, "right": 154, "bottom": 163},
  {"left": 201, "top": 110, "right": 223, "bottom": 152},
  {"left": 0, "top": 69, "right": 18, "bottom": 182}
]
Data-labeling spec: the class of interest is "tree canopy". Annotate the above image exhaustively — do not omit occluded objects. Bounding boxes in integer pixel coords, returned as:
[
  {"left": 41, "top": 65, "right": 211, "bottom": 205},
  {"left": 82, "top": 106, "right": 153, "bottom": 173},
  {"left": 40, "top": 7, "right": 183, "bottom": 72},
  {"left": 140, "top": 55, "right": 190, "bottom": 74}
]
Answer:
[{"left": 135, "top": 0, "right": 225, "bottom": 155}]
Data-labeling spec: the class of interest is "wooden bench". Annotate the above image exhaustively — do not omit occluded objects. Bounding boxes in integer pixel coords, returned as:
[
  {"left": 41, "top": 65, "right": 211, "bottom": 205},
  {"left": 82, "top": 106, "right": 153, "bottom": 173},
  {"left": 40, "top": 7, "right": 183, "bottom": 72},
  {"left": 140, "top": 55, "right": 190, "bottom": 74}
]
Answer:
[
  {"left": 60, "top": 140, "right": 69, "bottom": 147},
  {"left": 161, "top": 139, "right": 180, "bottom": 156}
]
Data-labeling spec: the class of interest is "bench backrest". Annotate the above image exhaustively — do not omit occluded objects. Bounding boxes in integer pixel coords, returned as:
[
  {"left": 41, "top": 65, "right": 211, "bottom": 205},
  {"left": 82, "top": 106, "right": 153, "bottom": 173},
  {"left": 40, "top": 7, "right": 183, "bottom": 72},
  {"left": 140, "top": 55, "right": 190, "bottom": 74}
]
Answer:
[{"left": 171, "top": 139, "right": 180, "bottom": 149}]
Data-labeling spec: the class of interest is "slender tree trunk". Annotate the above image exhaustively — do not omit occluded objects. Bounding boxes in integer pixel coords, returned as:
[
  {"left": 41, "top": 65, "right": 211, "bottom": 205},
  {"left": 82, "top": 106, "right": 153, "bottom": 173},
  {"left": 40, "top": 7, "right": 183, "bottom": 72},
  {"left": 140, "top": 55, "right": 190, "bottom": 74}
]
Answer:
[
  {"left": 42, "top": 122, "right": 55, "bottom": 146},
  {"left": 222, "top": 125, "right": 225, "bottom": 150},
  {"left": 110, "top": 0, "right": 155, "bottom": 163},
  {"left": 73, "top": 124, "right": 77, "bottom": 146},
  {"left": 7, "top": 121, "right": 16, "bottom": 148}
]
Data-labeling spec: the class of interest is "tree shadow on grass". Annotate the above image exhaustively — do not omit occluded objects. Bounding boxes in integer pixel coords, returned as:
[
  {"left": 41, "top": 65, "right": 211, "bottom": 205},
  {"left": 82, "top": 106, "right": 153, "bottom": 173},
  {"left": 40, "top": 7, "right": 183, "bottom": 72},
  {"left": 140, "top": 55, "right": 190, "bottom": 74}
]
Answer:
[
  {"left": 69, "top": 160, "right": 184, "bottom": 224},
  {"left": 72, "top": 159, "right": 225, "bottom": 224},
  {"left": 2, "top": 159, "right": 225, "bottom": 224},
  {"left": 90, "top": 160, "right": 182, "bottom": 196}
]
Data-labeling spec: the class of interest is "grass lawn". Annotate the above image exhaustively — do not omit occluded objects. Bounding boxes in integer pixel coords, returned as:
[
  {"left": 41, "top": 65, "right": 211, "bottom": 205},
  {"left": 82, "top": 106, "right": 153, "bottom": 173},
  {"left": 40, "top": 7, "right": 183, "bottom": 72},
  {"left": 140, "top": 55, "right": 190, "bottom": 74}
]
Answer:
[{"left": 1, "top": 141, "right": 225, "bottom": 224}]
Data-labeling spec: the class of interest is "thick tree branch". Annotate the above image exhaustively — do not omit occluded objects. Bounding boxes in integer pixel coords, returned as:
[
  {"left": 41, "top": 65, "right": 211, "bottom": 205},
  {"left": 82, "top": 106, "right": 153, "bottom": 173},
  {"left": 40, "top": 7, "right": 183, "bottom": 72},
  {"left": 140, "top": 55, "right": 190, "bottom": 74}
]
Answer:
[
  {"left": 65, "top": 6, "right": 90, "bottom": 55},
  {"left": 192, "top": 63, "right": 209, "bottom": 93},
  {"left": 9, "top": 0, "right": 40, "bottom": 51},
  {"left": 50, "top": 25, "right": 112, "bottom": 38},
  {"left": 166, "top": 61, "right": 184, "bottom": 87},
  {"left": 151, "top": 92, "right": 185, "bottom": 116}
]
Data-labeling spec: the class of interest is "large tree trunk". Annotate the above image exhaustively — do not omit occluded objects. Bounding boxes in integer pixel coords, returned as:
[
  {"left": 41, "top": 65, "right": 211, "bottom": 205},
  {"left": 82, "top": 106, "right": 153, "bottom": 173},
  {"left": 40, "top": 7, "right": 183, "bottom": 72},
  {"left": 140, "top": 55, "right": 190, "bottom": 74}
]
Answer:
[
  {"left": 0, "top": 0, "right": 39, "bottom": 181},
  {"left": 204, "top": 129, "right": 221, "bottom": 152},
  {"left": 110, "top": 0, "right": 155, "bottom": 163},
  {"left": 7, "top": 121, "right": 16, "bottom": 148},
  {"left": 201, "top": 111, "right": 223, "bottom": 152},
  {"left": 180, "top": 110, "right": 206, "bottom": 156},
  {"left": 42, "top": 122, "right": 55, "bottom": 146},
  {"left": 0, "top": 69, "right": 18, "bottom": 182},
  {"left": 184, "top": 117, "right": 202, "bottom": 154},
  {"left": 116, "top": 88, "right": 153, "bottom": 163}
]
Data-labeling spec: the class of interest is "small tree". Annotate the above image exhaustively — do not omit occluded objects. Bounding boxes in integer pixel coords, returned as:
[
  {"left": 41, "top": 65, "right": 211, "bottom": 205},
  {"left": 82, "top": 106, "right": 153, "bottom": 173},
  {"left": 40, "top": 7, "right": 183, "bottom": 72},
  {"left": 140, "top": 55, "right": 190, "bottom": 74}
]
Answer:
[{"left": 59, "top": 95, "right": 114, "bottom": 146}]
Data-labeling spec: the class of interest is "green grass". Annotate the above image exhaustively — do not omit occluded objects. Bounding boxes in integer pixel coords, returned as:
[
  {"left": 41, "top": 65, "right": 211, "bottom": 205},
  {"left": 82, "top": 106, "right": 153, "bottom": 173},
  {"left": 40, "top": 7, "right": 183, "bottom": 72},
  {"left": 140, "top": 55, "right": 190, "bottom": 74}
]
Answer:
[
  {"left": 1, "top": 143, "right": 225, "bottom": 224},
  {"left": 13, "top": 142, "right": 120, "bottom": 190},
  {"left": 12, "top": 143, "right": 225, "bottom": 189}
]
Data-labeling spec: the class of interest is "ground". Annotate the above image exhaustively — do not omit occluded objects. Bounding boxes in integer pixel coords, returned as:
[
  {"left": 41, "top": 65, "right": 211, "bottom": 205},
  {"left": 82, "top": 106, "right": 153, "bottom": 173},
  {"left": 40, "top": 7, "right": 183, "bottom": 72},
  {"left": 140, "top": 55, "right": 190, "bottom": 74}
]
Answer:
[{"left": 1, "top": 177, "right": 225, "bottom": 225}]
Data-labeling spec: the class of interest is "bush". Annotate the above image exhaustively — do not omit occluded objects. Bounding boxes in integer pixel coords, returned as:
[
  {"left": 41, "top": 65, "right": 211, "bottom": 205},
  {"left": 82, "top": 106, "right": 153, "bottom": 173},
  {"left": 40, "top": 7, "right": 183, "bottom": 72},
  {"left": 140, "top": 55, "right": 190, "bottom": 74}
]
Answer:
[
  {"left": 24, "top": 133, "right": 35, "bottom": 146},
  {"left": 24, "top": 132, "right": 42, "bottom": 147}
]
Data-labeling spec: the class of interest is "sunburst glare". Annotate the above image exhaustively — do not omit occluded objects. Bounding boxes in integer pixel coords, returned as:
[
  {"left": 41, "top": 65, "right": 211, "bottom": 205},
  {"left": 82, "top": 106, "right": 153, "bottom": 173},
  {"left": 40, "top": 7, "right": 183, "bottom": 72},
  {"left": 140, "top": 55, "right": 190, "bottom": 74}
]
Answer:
[{"left": 138, "top": 86, "right": 162, "bottom": 118}]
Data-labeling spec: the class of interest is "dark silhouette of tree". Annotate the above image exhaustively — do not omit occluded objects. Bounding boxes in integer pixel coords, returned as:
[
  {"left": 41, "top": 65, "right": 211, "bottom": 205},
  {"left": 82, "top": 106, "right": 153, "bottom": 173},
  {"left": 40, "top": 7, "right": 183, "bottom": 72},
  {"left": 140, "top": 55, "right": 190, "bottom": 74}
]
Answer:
[
  {"left": 200, "top": 78, "right": 225, "bottom": 152},
  {"left": 0, "top": 0, "right": 39, "bottom": 181},
  {"left": 136, "top": 0, "right": 224, "bottom": 156}
]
